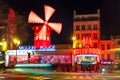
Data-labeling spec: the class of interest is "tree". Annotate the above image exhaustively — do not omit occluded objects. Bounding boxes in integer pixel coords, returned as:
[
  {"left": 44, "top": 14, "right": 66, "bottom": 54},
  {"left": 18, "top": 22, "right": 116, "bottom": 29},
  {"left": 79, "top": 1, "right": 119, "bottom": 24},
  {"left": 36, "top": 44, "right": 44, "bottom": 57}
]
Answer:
[{"left": 15, "top": 14, "right": 30, "bottom": 46}]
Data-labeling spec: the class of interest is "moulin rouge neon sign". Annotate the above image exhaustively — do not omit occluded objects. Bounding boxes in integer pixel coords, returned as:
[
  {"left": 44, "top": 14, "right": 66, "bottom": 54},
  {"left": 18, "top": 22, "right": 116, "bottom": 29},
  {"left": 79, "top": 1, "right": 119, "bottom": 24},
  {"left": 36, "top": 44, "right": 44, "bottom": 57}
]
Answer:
[
  {"left": 18, "top": 45, "right": 55, "bottom": 51},
  {"left": 74, "top": 48, "right": 100, "bottom": 54}
]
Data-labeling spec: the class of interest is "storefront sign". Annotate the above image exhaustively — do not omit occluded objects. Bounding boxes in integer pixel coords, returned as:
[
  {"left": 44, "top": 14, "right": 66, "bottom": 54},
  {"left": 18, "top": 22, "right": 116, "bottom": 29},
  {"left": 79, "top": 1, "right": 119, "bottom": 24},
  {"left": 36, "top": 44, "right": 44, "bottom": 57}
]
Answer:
[
  {"left": 100, "top": 61, "right": 114, "bottom": 64},
  {"left": 75, "top": 54, "right": 98, "bottom": 64},
  {"left": 74, "top": 48, "right": 100, "bottom": 54},
  {"left": 18, "top": 45, "right": 55, "bottom": 51}
]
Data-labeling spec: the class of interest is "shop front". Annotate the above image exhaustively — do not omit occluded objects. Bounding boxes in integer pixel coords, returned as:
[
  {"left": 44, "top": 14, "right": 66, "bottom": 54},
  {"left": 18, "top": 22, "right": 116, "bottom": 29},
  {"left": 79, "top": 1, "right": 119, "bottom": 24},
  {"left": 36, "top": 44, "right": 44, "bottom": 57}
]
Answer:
[
  {"left": 74, "top": 48, "right": 100, "bottom": 72},
  {"left": 5, "top": 46, "right": 73, "bottom": 69}
]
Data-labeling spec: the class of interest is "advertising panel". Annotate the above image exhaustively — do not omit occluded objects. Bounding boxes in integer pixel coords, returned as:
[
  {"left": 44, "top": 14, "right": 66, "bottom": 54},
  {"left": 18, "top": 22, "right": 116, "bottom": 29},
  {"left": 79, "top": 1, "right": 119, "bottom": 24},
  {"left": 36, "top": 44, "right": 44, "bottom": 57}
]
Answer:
[
  {"left": 9, "top": 55, "right": 71, "bottom": 64},
  {"left": 36, "top": 55, "right": 71, "bottom": 64},
  {"left": 75, "top": 54, "right": 98, "bottom": 64}
]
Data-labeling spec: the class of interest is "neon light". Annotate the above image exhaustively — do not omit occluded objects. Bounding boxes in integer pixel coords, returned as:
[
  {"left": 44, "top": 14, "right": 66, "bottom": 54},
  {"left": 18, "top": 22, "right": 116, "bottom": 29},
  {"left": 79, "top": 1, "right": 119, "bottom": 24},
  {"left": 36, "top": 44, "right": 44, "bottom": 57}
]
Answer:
[
  {"left": 28, "top": 11, "right": 44, "bottom": 23},
  {"left": 15, "top": 68, "right": 51, "bottom": 75},
  {"left": 28, "top": 5, "right": 62, "bottom": 48},
  {"left": 44, "top": 5, "right": 55, "bottom": 21},
  {"left": 14, "top": 64, "right": 52, "bottom": 68},
  {"left": 75, "top": 54, "right": 98, "bottom": 64},
  {"left": 101, "top": 61, "right": 114, "bottom": 64},
  {"left": 18, "top": 45, "right": 55, "bottom": 51},
  {"left": 74, "top": 48, "right": 100, "bottom": 54}
]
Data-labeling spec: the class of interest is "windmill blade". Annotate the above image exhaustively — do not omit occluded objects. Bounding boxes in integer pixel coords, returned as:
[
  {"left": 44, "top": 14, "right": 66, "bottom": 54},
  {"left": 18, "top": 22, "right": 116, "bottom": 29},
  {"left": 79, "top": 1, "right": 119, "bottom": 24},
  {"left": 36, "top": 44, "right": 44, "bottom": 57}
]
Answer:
[
  {"left": 28, "top": 11, "right": 44, "bottom": 24},
  {"left": 44, "top": 5, "right": 55, "bottom": 21},
  {"left": 48, "top": 22, "right": 62, "bottom": 34}
]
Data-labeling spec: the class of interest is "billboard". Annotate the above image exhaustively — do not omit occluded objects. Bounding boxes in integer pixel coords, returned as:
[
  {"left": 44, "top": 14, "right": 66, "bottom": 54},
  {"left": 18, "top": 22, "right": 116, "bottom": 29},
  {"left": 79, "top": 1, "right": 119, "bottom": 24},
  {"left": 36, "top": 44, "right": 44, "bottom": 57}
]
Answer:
[
  {"left": 35, "top": 55, "right": 71, "bottom": 64},
  {"left": 75, "top": 54, "right": 98, "bottom": 64},
  {"left": 8, "top": 55, "right": 71, "bottom": 65}
]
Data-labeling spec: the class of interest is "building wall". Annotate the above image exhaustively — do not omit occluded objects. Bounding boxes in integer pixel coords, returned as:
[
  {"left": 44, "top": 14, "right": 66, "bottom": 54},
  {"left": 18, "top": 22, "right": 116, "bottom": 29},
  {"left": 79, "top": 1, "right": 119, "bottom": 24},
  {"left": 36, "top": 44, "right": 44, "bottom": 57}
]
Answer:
[
  {"left": 73, "top": 9, "right": 114, "bottom": 61},
  {"left": 73, "top": 10, "right": 100, "bottom": 48},
  {"left": 100, "top": 40, "right": 114, "bottom": 60},
  {"left": 113, "top": 38, "right": 120, "bottom": 64}
]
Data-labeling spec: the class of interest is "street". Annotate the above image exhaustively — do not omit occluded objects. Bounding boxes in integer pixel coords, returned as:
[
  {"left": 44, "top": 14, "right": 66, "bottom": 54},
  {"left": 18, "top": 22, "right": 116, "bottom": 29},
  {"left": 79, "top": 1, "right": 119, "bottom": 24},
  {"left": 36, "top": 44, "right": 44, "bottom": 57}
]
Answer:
[{"left": 0, "top": 68, "right": 120, "bottom": 80}]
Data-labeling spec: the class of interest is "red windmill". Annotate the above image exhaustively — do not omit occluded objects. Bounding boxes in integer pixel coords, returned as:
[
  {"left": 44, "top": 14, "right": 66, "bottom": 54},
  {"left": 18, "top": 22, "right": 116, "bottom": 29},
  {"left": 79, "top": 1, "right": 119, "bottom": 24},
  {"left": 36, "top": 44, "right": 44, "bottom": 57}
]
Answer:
[{"left": 28, "top": 5, "right": 62, "bottom": 48}]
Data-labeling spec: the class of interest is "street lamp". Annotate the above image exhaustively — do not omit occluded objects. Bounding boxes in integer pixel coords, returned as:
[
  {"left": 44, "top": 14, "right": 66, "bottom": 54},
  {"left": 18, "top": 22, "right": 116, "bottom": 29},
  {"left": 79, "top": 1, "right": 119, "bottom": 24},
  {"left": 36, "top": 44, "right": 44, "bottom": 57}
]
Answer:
[
  {"left": 72, "top": 36, "right": 76, "bottom": 48},
  {"left": 13, "top": 39, "right": 20, "bottom": 64},
  {"left": 72, "top": 36, "right": 76, "bottom": 67},
  {"left": 0, "top": 39, "right": 7, "bottom": 51}
]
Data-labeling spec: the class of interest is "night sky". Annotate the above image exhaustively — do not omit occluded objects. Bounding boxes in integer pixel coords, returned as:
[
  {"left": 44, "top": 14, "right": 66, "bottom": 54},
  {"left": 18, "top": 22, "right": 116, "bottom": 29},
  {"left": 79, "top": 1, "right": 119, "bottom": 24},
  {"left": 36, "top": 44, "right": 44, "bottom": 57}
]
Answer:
[{"left": 3, "top": 0, "right": 120, "bottom": 45}]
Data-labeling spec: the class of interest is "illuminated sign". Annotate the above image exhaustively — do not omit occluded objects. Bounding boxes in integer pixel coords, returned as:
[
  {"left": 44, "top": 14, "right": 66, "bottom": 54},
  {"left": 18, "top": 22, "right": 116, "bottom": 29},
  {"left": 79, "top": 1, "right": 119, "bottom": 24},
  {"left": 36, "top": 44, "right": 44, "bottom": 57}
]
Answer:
[
  {"left": 18, "top": 45, "right": 55, "bottom": 51},
  {"left": 100, "top": 60, "right": 114, "bottom": 64},
  {"left": 75, "top": 54, "right": 98, "bottom": 64},
  {"left": 74, "top": 48, "right": 100, "bottom": 54}
]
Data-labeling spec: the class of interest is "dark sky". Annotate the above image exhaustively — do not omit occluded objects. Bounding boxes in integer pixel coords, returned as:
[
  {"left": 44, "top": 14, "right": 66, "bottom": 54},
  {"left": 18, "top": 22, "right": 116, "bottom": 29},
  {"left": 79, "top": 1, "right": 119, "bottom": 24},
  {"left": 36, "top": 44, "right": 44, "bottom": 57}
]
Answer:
[{"left": 3, "top": 0, "right": 120, "bottom": 45}]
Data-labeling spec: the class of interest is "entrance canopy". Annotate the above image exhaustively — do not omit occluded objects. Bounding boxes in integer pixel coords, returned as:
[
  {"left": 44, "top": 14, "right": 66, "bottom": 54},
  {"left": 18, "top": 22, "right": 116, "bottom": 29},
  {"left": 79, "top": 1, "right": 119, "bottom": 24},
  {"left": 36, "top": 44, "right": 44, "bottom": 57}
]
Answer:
[{"left": 75, "top": 54, "right": 99, "bottom": 64}]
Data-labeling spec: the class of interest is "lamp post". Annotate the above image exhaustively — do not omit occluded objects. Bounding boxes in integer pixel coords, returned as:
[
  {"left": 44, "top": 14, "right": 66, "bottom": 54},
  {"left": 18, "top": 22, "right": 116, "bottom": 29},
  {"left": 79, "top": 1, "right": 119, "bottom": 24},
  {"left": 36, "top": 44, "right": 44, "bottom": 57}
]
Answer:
[
  {"left": 72, "top": 36, "right": 76, "bottom": 49},
  {"left": 72, "top": 36, "right": 76, "bottom": 67},
  {"left": 13, "top": 39, "right": 20, "bottom": 64}
]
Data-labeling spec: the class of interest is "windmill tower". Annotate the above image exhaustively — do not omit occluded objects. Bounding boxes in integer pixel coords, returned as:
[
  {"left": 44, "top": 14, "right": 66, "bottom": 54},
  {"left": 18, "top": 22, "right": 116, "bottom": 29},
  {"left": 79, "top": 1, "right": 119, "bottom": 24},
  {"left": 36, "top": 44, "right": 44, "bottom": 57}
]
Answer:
[{"left": 28, "top": 5, "right": 62, "bottom": 48}]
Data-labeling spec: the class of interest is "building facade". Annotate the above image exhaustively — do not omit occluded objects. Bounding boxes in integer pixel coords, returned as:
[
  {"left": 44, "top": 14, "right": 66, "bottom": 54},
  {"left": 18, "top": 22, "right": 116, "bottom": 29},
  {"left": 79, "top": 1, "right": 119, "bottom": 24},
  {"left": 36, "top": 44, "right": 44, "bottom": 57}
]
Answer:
[
  {"left": 73, "top": 9, "right": 114, "bottom": 70},
  {"left": 112, "top": 36, "right": 120, "bottom": 69}
]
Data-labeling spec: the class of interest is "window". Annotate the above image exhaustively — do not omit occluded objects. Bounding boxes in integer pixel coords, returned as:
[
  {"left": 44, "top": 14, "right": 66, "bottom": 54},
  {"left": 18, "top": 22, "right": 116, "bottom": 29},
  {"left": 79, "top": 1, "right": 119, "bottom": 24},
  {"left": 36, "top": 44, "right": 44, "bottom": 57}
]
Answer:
[
  {"left": 94, "top": 43, "right": 97, "bottom": 48},
  {"left": 116, "top": 52, "right": 120, "bottom": 59},
  {"left": 86, "top": 33, "right": 89, "bottom": 37},
  {"left": 76, "top": 25, "right": 80, "bottom": 30},
  {"left": 101, "top": 44, "right": 105, "bottom": 50},
  {"left": 107, "top": 44, "right": 110, "bottom": 49},
  {"left": 107, "top": 54, "right": 111, "bottom": 60},
  {"left": 76, "top": 43, "right": 79, "bottom": 48},
  {"left": 93, "top": 24, "right": 98, "bottom": 30},
  {"left": 82, "top": 34, "right": 85, "bottom": 39},
  {"left": 76, "top": 34, "right": 80, "bottom": 39},
  {"left": 118, "top": 40, "right": 120, "bottom": 44},
  {"left": 101, "top": 54, "right": 105, "bottom": 60},
  {"left": 81, "top": 25, "right": 85, "bottom": 30},
  {"left": 87, "top": 25, "right": 91, "bottom": 30},
  {"left": 93, "top": 33, "right": 97, "bottom": 39}
]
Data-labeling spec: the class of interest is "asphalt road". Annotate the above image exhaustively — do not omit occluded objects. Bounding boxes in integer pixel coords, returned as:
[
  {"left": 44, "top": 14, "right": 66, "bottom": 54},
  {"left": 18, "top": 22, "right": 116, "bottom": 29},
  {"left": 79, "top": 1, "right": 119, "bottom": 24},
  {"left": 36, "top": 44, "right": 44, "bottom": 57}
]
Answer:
[{"left": 0, "top": 68, "right": 120, "bottom": 80}]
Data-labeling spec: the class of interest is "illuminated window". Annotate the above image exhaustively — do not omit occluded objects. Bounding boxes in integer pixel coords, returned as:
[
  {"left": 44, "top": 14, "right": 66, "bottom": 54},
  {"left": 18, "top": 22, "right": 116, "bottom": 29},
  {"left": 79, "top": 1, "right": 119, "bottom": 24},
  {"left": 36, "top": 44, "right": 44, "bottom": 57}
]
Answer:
[
  {"left": 79, "top": 43, "right": 82, "bottom": 48},
  {"left": 76, "top": 34, "right": 80, "bottom": 39},
  {"left": 116, "top": 52, "right": 120, "bottom": 59},
  {"left": 76, "top": 25, "right": 80, "bottom": 30},
  {"left": 107, "top": 54, "right": 110, "bottom": 60},
  {"left": 87, "top": 24, "right": 91, "bottom": 30},
  {"left": 101, "top": 44, "right": 105, "bottom": 50},
  {"left": 76, "top": 43, "right": 79, "bottom": 48},
  {"left": 47, "top": 37, "right": 49, "bottom": 40},
  {"left": 81, "top": 25, "right": 85, "bottom": 30},
  {"left": 39, "top": 36, "right": 42, "bottom": 39},
  {"left": 43, "top": 36, "right": 46, "bottom": 40},
  {"left": 93, "top": 33, "right": 97, "bottom": 39},
  {"left": 93, "top": 24, "right": 98, "bottom": 30},
  {"left": 35, "top": 36, "right": 39, "bottom": 40},
  {"left": 107, "top": 44, "right": 110, "bottom": 49}
]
